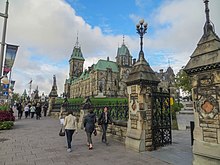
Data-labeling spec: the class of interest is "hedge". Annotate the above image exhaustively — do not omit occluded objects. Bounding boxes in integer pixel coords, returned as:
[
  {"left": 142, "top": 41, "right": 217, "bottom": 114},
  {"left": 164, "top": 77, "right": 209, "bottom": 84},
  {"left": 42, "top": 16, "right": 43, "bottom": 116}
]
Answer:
[
  {"left": 55, "top": 97, "right": 128, "bottom": 105},
  {"left": 0, "top": 121, "right": 14, "bottom": 130}
]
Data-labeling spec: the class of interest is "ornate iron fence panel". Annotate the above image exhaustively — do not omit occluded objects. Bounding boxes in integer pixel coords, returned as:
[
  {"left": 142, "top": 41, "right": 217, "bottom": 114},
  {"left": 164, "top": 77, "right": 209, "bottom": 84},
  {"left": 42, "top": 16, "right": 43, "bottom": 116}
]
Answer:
[
  {"left": 52, "top": 103, "right": 62, "bottom": 110},
  {"left": 93, "top": 101, "right": 128, "bottom": 122},
  {"left": 65, "top": 103, "right": 81, "bottom": 113},
  {"left": 151, "top": 88, "right": 172, "bottom": 150}
]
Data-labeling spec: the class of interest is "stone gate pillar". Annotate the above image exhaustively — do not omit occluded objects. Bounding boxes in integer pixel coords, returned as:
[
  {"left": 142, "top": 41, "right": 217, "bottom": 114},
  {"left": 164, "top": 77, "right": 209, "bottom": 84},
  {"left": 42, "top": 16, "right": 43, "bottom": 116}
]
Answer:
[
  {"left": 125, "top": 19, "right": 160, "bottom": 152},
  {"left": 47, "top": 75, "right": 58, "bottom": 116},
  {"left": 184, "top": 1, "right": 220, "bottom": 164}
]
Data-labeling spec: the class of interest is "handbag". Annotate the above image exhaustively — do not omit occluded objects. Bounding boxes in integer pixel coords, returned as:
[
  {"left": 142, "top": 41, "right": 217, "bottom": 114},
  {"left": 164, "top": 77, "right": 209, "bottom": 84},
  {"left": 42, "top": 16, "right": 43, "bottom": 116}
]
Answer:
[{"left": 59, "top": 128, "right": 65, "bottom": 136}]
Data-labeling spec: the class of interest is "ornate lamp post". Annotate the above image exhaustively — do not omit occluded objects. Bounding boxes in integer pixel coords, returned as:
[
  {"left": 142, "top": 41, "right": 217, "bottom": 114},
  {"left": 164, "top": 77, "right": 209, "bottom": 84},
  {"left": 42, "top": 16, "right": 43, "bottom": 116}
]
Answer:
[{"left": 136, "top": 19, "right": 148, "bottom": 54}]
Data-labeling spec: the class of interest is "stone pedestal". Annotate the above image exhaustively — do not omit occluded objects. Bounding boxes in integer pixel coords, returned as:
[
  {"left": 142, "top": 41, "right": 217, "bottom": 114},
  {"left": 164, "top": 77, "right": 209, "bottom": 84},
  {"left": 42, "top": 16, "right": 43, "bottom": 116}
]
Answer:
[
  {"left": 125, "top": 85, "right": 151, "bottom": 152},
  {"left": 95, "top": 92, "right": 106, "bottom": 98},
  {"left": 191, "top": 73, "right": 220, "bottom": 164},
  {"left": 184, "top": 3, "right": 220, "bottom": 162},
  {"left": 47, "top": 97, "right": 55, "bottom": 116}
]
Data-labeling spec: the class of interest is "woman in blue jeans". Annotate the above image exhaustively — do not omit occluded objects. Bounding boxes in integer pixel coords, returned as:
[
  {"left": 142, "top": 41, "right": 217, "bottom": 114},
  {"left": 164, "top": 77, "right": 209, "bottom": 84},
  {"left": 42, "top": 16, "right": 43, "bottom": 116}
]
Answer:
[
  {"left": 98, "top": 107, "right": 113, "bottom": 145},
  {"left": 64, "top": 111, "right": 78, "bottom": 152}
]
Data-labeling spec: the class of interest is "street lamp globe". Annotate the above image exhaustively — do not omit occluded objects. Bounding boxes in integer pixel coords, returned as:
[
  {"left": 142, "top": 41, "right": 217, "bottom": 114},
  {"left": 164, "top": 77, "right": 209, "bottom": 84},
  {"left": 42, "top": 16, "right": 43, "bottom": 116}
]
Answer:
[{"left": 1, "top": 75, "right": 9, "bottom": 84}]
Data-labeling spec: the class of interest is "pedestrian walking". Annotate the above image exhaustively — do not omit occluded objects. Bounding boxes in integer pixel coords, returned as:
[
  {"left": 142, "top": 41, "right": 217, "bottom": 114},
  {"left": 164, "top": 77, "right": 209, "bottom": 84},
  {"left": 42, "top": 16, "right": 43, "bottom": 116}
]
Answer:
[
  {"left": 63, "top": 111, "right": 78, "bottom": 152},
  {"left": 59, "top": 112, "right": 65, "bottom": 126},
  {"left": 27, "top": 102, "right": 31, "bottom": 117},
  {"left": 83, "top": 109, "right": 96, "bottom": 150},
  {"left": 43, "top": 103, "right": 48, "bottom": 117},
  {"left": 17, "top": 102, "right": 23, "bottom": 119},
  {"left": 35, "top": 102, "right": 41, "bottom": 120},
  {"left": 30, "top": 104, "right": 36, "bottom": 118},
  {"left": 24, "top": 104, "right": 29, "bottom": 118},
  {"left": 98, "top": 107, "right": 113, "bottom": 145}
]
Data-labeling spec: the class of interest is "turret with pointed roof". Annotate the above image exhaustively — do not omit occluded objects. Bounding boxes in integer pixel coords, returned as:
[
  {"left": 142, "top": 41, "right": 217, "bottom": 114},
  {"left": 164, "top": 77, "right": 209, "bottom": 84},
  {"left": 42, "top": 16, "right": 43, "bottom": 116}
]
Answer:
[
  {"left": 49, "top": 75, "right": 58, "bottom": 97},
  {"left": 116, "top": 36, "right": 132, "bottom": 67},
  {"left": 69, "top": 35, "right": 85, "bottom": 79},
  {"left": 184, "top": 0, "right": 220, "bottom": 74}
]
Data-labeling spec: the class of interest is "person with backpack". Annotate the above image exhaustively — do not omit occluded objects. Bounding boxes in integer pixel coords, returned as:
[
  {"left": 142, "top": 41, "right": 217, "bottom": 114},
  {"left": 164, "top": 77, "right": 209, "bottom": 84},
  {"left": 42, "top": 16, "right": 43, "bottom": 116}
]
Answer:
[
  {"left": 24, "top": 104, "right": 29, "bottom": 118},
  {"left": 84, "top": 109, "right": 96, "bottom": 150},
  {"left": 30, "top": 104, "right": 36, "bottom": 118}
]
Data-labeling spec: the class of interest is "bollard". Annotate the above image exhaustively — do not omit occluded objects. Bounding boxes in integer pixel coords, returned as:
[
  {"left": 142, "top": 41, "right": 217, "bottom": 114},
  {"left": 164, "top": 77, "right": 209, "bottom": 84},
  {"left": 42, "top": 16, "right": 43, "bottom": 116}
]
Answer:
[{"left": 190, "top": 121, "right": 194, "bottom": 146}]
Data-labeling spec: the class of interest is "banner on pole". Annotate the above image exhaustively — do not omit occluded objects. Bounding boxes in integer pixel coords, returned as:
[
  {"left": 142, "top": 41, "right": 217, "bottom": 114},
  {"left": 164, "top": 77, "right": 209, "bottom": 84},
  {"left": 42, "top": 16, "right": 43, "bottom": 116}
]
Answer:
[{"left": 3, "top": 44, "right": 19, "bottom": 74}]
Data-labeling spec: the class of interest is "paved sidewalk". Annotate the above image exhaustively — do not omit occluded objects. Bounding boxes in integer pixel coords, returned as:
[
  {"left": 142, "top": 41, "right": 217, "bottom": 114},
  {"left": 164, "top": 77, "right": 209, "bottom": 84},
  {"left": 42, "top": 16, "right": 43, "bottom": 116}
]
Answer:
[{"left": 0, "top": 116, "right": 192, "bottom": 165}]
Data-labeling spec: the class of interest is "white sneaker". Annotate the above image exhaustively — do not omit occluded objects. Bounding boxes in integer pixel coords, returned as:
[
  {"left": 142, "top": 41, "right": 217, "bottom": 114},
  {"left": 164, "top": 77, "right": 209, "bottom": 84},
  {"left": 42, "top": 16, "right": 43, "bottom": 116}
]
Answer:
[{"left": 67, "top": 148, "right": 72, "bottom": 152}]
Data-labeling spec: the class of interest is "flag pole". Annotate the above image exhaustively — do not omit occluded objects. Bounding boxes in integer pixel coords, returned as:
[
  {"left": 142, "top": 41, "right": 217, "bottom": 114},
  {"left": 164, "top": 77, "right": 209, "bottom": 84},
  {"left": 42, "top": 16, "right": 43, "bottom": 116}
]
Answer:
[{"left": 29, "top": 79, "right": 32, "bottom": 99}]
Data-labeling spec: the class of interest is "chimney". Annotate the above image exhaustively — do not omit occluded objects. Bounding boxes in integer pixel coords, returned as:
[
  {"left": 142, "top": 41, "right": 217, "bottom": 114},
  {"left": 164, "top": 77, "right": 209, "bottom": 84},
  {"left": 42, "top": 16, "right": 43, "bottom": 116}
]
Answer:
[
  {"left": 88, "top": 67, "right": 91, "bottom": 72},
  {"left": 133, "top": 58, "right": 136, "bottom": 65}
]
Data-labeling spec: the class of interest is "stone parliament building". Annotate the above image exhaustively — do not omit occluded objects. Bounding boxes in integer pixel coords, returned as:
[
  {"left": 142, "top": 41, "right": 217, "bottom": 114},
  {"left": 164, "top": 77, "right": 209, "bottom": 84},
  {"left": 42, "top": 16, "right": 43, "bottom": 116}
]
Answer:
[{"left": 64, "top": 38, "right": 175, "bottom": 98}]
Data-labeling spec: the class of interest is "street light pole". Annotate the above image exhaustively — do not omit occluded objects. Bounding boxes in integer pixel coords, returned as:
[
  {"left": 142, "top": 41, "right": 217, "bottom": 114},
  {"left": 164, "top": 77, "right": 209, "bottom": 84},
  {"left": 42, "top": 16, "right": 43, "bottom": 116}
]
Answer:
[
  {"left": 0, "top": 0, "right": 9, "bottom": 76},
  {"left": 136, "top": 19, "right": 148, "bottom": 53},
  {"left": 136, "top": 19, "right": 148, "bottom": 62}
]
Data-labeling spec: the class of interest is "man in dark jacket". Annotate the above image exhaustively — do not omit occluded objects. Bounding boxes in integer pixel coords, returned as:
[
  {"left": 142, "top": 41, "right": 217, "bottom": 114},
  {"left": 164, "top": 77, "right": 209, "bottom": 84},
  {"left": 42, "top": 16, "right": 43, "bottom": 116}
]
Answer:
[
  {"left": 84, "top": 109, "right": 96, "bottom": 149},
  {"left": 98, "top": 107, "right": 113, "bottom": 144}
]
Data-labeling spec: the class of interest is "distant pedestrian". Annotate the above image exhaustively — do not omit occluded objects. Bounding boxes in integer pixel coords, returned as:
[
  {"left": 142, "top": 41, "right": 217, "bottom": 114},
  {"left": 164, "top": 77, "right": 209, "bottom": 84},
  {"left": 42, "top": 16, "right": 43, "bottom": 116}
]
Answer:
[
  {"left": 43, "top": 103, "right": 48, "bottom": 117},
  {"left": 27, "top": 102, "right": 31, "bottom": 117},
  {"left": 24, "top": 105, "right": 29, "bottom": 118},
  {"left": 98, "top": 107, "right": 113, "bottom": 145},
  {"left": 63, "top": 111, "right": 78, "bottom": 152},
  {"left": 84, "top": 109, "right": 96, "bottom": 150},
  {"left": 59, "top": 112, "right": 65, "bottom": 126},
  {"left": 30, "top": 104, "right": 36, "bottom": 118},
  {"left": 35, "top": 103, "right": 41, "bottom": 120},
  {"left": 17, "top": 102, "right": 23, "bottom": 119}
]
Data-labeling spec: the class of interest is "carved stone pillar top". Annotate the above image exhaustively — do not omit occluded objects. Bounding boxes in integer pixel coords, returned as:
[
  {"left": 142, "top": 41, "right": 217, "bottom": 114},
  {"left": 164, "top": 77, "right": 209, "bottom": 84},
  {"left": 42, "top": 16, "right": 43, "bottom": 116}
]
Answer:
[
  {"left": 49, "top": 75, "right": 58, "bottom": 98},
  {"left": 126, "top": 51, "right": 160, "bottom": 87}
]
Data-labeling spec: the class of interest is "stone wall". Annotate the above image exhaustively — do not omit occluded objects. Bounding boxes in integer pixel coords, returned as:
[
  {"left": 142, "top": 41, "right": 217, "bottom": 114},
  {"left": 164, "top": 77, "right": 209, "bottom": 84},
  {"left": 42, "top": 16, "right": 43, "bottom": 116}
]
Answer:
[{"left": 96, "top": 123, "right": 127, "bottom": 143}]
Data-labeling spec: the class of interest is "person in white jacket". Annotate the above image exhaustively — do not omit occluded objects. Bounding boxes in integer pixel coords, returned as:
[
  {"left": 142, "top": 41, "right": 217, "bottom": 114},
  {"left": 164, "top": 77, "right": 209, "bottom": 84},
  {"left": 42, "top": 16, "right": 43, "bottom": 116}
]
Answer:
[{"left": 63, "top": 111, "right": 78, "bottom": 152}]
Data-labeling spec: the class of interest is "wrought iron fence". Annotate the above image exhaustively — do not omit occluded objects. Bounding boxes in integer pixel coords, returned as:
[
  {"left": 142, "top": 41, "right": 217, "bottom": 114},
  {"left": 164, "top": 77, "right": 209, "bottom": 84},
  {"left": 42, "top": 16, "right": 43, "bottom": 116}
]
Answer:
[
  {"left": 52, "top": 101, "right": 129, "bottom": 122},
  {"left": 93, "top": 101, "right": 129, "bottom": 122}
]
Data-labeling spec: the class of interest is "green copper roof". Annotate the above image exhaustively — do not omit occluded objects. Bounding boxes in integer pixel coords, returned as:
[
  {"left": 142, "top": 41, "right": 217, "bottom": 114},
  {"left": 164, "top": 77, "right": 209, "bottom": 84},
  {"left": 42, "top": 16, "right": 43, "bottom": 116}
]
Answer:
[
  {"left": 94, "top": 59, "right": 119, "bottom": 72},
  {"left": 71, "top": 70, "right": 90, "bottom": 84},
  {"left": 65, "top": 78, "right": 71, "bottom": 84},
  {"left": 70, "top": 46, "right": 85, "bottom": 60},
  {"left": 78, "top": 70, "right": 90, "bottom": 80},
  {"left": 117, "top": 44, "right": 131, "bottom": 56}
]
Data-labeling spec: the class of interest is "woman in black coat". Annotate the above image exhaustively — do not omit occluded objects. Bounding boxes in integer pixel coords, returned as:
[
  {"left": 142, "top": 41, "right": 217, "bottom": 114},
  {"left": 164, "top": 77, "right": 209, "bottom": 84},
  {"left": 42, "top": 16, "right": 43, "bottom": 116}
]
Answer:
[
  {"left": 98, "top": 107, "right": 113, "bottom": 144},
  {"left": 84, "top": 109, "right": 96, "bottom": 149}
]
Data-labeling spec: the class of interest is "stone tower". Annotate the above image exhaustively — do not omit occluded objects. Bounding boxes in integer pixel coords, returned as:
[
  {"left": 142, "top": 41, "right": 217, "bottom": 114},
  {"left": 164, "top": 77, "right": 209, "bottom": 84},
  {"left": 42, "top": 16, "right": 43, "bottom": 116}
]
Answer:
[
  {"left": 69, "top": 35, "right": 85, "bottom": 79},
  {"left": 184, "top": 0, "right": 220, "bottom": 164},
  {"left": 116, "top": 37, "right": 133, "bottom": 96},
  {"left": 49, "top": 75, "right": 58, "bottom": 98}
]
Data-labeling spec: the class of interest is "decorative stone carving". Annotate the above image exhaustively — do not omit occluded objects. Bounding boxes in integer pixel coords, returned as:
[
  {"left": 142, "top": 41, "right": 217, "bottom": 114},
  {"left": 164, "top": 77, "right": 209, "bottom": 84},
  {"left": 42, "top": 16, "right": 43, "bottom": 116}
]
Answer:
[{"left": 197, "top": 95, "right": 219, "bottom": 119}]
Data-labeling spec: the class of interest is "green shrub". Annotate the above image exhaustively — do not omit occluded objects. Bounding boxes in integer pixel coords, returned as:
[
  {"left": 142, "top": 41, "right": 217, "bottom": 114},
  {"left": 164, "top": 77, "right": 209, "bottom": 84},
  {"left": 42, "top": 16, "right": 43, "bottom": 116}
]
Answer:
[
  {"left": 55, "top": 97, "right": 128, "bottom": 105},
  {"left": 90, "top": 98, "right": 127, "bottom": 105},
  {"left": 0, "top": 121, "right": 14, "bottom": 130},
  {"left": 171, "top": 102, "right": 183, "bottom": 112},
  {"left": 0, "top": 104, "right": 9, "bottom": 111}
]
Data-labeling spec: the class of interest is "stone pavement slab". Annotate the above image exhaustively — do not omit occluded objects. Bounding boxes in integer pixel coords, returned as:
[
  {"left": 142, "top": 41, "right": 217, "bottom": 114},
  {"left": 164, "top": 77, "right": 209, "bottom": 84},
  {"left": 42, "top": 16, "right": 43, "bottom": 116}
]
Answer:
[{"left": 0, "top": 116, "right": 192, "bottom": 165}]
